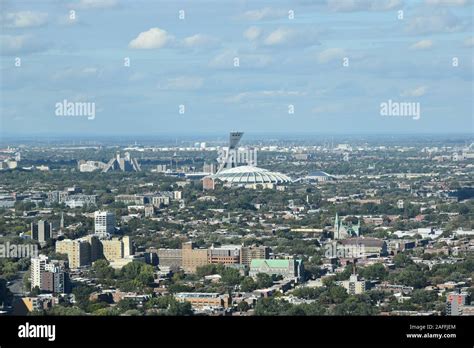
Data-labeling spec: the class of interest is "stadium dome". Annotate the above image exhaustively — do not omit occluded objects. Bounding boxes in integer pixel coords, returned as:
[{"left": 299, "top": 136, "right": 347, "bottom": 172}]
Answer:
[{"left": 211, "top": 165, "right": 291, "bottom": 184}]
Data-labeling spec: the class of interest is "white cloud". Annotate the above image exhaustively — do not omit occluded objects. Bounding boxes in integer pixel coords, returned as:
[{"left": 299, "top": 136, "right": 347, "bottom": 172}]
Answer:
[
  {"left": 129, "top": 28, "right": 174, "bottom": 49},
  {"left": 410, "top": 39, "right": 433, "bottom": 50},
  {"left": 72, "top": 0, "right": 118, "bottom": 9},
  {"left": 209, "top": 50, "right": 272, "bottom": 69},
  {"left": 182, "top": 34, "right": 217, "bottom": 48},
  {"left": 263, "top": 27, "right": 320, "bottom": 47},
  {"left": 158, "top": 76, "right": 204, "bottom": 90},
  {"left": 225, "top": 90, "right": 305, "bottom": 103},
  {"left": 401, "top": 86, "right": 427, "bottom": 97},
  {"left": 0, "top": 34, "right": 46, "bottom": 55},
  {"left": 1, "top": 11, "right": 48, "bottom": 28},
  {"left": 464, "top": 36, "right": 474, "bottom": 47},
  {"left": 264, "top": 28, "right": 296, "bottom": 46},
  {"left": 241, "top": 7, "right": 287, "bottom": 20},
  {"left": 82, "top": 67, "right": 100, "bottom": 74},
  {"left": 264, "top": 28, "right": 298, "bottom": 46},
  {"left": 70, "top": 93, "right": 95, "bottom": 102},
  {"left": 128, "top": 72, "right": 145, "bottom": 82},
  {"left": 51, "top": 67, "right": 101, "bottom": 80},
  {"left": 244, "top": 26, "right": 262, "bottom": 41},
  {"left": 312, "top": 105, "right": 341, "bottom": 114},
  {"left": 406, "top": 11, "right": 465, "bottom": 34},
  {"left": 317, "top": 48, "right": 346, "bottom": 63},
  {"left": 0, "top": 35, "right": 28, "bottom": 52},
  {"left": 58, "top": 13, "right": 79, "bottom": 26},
  {"left": 425, "top": 0, "right": 467, "bottom": 6},
  {"left": 327, "top": 0, "right": 402, "bottom": 12}
]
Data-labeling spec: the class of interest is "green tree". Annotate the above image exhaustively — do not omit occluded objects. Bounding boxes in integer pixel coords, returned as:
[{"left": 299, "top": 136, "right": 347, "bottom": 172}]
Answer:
[
  {"left": 255, "top": 273, "right": 273, "bottom": 289},
  {"left": 393, "top": 253, "right": 414, "bottom": 268},
  {"left": 240, "top": 277, "right": 257, "bottom": 292},
  {"left": 167, "top": 300, "right": 193, "bottom": 315},
  {"left": 359, "top": 263, "right": 388, "bottom": 280},
  {"left": 390, "top": 265, "right": 427, "bottom": 289},
  {"left": 0, "top": 279, "right": 13, "bottom": 306},
  {"left": 146, "top": 296, "right": 174, "bottom": 310},
  {"left": 327, "top": 285, "right": 349, "bottom": 304},
  {"left": 196, "top": 264, "right": 220, "bottom": 278},
  {"left": 292, "top": 286, "right": 325, "bottom": 300},
  {"left": 254, "top": 297, "right": 292, "bottom": 316},
  {"left": 92, "top": 259, "right": 115, "bottom": 280},
  {"left": 86, "top": 301, "right": 109, "bottom": 313},
  {"left": 46, "top": 305, "right": 86, "bottom": 316},
  {"left": 333, "top": 296, "right": 378, "bottom": 315},
  {"left": 117, "top": 298, "right": 137, "bottom": 312},
  {"left": 23, "top": 271, "right": 31, "bottom": 291},
  {"left": 237, "top": 301, "right": 250, "bottom": 312},
  {"left": 30, "top": 286, "right": 41, "bottom": 297},
  {"left": 71, "top": 284, "right": 95, "bottom": 310},
  {"left": 220, "top": 268, "right": 241, "bottom": 286}
]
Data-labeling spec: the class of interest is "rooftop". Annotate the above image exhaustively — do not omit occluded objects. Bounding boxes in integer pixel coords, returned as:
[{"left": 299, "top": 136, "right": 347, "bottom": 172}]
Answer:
[{"left": 210, "top": 165, "right": 291, "bottom": 184}]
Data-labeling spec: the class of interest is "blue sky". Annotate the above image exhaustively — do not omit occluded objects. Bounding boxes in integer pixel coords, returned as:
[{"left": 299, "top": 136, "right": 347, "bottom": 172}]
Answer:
[{"left": 0, "top": 0, "right": 473, "bottom": 136}]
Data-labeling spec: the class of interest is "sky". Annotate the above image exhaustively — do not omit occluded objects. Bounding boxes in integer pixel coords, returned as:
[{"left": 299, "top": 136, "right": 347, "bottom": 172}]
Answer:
[{"left": 0, "top": 0, "right": 473, "bottom": 137}]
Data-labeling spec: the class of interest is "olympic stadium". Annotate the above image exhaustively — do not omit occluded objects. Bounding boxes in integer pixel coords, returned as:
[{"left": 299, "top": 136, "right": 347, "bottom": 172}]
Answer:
[
  {"left": 210, "top": 165, "right": 291, "bottom": 185},
  {"left": 203, "top": 132, "right": 291, "bottom": 188}
]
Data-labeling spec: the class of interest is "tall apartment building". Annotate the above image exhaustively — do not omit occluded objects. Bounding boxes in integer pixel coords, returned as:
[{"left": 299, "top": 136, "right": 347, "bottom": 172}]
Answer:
[
  {"left": 102, "top": 239, "right": 123, "bottom": 261},
  {"left": 85, "top": 235, "right": 103, "bottom": 262},
  {"left": 39, "top": 266, "right": 69, "bottom": 293},
  {"left": 94, "top": 211, "right": 115, "bottom": 235},
  {"left": 203, "top": 163, "right": 217, "bottom": 174},
  {"left": 144, "top": 205, "right": 155, "bottom": 218},
  {"left": 31, "top": 220, "right": 52, "bottom": 243},
  {"left": 31, "top": 255, "right": 48, "bottom": 289},
  {"left": 56, "top": 235, "right": 132, "bottom": 268},
  {"left": 31, "top": 255, "right": 70, "bottom": 293},
  {"left": 182, "top": 242, "right": 208, "bottom": 273},
  {"left": 240, "top": 245, "right": 269, "bottom": 266},
  {"left": 102, "top": 236, "right": 132, "bottom": 261},
  {"left": 123, "top": 236, "right": 132, "bottom": 257},
  {"left": 56, "top": 237, "right": 94, "bottom": 268},
  {"left": 152, "top": 196, "right": 170, "bottom": 207},
  {"left": 340, "top": 274, "right": 366, "bottom": 295},
  {"left": 446, "top": 290, "right": 471, "bottom": 316}
]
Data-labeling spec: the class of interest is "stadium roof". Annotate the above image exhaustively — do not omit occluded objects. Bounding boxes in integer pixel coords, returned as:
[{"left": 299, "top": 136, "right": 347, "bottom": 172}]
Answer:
[{"left": 211, "top": 165, "right": 291, "bottom": 184}]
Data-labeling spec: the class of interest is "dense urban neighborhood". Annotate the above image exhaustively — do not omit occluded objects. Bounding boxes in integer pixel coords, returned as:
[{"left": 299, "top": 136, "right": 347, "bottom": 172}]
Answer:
[{"left": 0, "top": 133, "right": 473, "bottom": 317}]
